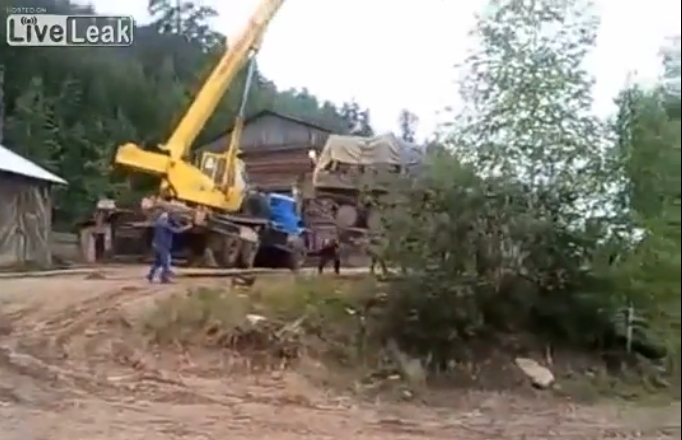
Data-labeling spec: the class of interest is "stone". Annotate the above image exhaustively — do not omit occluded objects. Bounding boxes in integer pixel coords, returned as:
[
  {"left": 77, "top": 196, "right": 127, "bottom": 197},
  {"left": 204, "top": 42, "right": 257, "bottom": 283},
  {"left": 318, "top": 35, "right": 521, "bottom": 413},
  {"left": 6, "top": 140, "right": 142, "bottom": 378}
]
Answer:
[{"left": 515, "top": 357, "right": 554, "bottom": 389}]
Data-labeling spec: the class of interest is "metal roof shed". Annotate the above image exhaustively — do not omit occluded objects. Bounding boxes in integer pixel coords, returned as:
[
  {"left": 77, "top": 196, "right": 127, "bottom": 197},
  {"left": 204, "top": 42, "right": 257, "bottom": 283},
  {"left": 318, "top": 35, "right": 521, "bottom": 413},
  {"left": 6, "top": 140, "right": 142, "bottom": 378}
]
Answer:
[{"left": 0, "top": 144, "right": 67, "bottom": 268}]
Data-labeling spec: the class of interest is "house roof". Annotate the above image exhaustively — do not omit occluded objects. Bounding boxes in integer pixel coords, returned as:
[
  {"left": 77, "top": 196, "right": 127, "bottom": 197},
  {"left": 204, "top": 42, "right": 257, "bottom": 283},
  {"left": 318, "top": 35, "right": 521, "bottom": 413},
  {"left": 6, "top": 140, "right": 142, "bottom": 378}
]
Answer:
[
  {"left": 200, "top": 109, "right": 337, "bottom": 149},
  {"left": 0, "top": 144, "right": 67, "bottom": 184},
  {"left": 230, "top": 109, "right": 336, "bottom": 134}
]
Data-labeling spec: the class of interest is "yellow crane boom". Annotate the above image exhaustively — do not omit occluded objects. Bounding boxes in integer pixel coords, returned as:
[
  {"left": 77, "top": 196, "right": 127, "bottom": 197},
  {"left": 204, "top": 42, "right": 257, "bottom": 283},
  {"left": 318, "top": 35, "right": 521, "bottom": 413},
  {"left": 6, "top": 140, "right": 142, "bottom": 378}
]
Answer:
[{"left": 114, "top": 0, "right": 286, "bottom": 212}]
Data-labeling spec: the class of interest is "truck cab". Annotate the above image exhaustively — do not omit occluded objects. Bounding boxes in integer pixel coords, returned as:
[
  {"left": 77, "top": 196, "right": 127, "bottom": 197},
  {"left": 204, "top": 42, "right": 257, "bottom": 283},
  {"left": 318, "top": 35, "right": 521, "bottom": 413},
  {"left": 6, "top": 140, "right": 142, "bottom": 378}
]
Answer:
[{"left": 255, "top": 192, "right": 307, "bottom": 269}]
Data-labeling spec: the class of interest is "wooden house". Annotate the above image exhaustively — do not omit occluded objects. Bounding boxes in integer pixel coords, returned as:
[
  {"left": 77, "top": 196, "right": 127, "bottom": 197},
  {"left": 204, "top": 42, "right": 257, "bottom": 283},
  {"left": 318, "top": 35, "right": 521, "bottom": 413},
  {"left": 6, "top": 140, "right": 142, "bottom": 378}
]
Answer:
[{"left": 198, "top": 110, "right": 337, "bottom": 192}]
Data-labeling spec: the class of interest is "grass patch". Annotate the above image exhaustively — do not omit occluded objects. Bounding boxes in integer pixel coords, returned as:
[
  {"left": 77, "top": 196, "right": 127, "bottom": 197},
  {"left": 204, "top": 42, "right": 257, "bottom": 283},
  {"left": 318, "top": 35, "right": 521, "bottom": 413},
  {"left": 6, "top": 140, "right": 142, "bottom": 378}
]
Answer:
[
  {"left": 141, "top": 274, "right": 384, "bottom": 374},
  {"left": 138, "top": 273, "right": 680, "bottom": 402},
  {"left": 557, "top": 365, "right": 677, "bottom": 405}
]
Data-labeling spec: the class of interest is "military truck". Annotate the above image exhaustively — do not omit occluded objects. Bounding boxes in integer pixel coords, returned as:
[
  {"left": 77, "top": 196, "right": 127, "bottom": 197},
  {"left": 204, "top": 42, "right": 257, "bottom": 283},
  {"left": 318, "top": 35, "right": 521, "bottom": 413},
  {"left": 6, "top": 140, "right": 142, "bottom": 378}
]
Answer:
[{"left": 302, "top": 133, "right": 423, "bottom": 255}]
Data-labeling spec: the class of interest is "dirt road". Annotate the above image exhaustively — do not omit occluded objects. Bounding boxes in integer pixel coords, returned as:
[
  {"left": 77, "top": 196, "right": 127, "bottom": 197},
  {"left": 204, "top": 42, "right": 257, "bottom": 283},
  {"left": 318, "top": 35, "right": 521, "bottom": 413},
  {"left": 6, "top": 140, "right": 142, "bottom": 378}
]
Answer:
[{"left": 0, "top": 267, "right": 679, "bottom": 439}]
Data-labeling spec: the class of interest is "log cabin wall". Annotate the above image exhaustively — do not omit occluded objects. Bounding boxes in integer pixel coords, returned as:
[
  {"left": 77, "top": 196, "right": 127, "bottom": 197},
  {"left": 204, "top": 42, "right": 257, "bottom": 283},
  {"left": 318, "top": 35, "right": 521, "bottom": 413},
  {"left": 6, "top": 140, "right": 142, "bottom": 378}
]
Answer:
[{"left": 244, "top": 149, "right": 315, "bottom": 191}]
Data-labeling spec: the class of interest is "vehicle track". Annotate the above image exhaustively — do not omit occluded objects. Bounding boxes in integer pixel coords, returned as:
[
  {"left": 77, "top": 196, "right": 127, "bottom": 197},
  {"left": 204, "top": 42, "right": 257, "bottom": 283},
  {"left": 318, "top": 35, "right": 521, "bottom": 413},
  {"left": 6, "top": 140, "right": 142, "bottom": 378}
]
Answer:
[{"left": 0, "top": 267, "right": 679, "bottom": 439}]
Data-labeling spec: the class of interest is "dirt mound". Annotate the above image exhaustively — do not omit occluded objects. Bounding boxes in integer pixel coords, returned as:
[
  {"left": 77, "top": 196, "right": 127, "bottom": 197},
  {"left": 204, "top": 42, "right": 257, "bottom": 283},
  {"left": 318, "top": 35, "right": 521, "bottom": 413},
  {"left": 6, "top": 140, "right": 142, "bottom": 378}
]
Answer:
[{"left": 134, "top": 288, "right": 307, "bottom": 373}]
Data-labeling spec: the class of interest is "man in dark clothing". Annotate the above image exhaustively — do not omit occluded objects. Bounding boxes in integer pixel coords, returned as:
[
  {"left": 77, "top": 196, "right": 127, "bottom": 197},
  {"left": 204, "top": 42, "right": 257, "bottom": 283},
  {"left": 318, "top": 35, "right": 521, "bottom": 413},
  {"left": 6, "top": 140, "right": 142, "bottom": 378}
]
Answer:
[
  {"left": 367, "top": 233, "right": 388, "bottom": 276},
  {"left": 147, "top": 211, "right": 191, "bottom": 283},
  {"left": 317, "top": 238, "right": 341, "bottom": 275}
]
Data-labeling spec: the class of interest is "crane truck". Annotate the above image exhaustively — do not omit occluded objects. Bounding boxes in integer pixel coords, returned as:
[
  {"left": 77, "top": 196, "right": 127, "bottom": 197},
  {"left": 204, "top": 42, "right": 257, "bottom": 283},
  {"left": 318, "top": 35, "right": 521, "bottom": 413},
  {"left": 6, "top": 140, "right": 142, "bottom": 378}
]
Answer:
[{"left": 111, "top": 0, "right": 306, "bottom": 269}]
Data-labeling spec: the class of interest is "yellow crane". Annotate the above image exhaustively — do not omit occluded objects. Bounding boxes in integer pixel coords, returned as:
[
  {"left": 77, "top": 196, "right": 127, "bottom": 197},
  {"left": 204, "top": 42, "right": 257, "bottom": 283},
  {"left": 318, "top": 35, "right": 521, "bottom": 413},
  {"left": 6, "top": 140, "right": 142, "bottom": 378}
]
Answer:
[{"left": 112, "top": 0, "right": 288, "bottom": 268}]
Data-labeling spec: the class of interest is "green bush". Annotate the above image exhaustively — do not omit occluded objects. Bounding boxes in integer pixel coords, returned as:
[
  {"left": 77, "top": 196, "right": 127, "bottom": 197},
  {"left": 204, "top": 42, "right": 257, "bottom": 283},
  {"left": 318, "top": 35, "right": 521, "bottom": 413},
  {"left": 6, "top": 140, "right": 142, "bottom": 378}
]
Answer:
[{"left": 370, "top": 152, "right": 673, "bottom": 373}]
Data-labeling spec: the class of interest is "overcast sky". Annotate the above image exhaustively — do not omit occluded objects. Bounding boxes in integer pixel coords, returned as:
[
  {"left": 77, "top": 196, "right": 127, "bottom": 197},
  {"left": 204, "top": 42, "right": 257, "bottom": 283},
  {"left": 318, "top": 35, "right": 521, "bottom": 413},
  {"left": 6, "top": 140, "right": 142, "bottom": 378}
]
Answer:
[{"left": 92, "top": 0, "right": 680, "bottom": 137}]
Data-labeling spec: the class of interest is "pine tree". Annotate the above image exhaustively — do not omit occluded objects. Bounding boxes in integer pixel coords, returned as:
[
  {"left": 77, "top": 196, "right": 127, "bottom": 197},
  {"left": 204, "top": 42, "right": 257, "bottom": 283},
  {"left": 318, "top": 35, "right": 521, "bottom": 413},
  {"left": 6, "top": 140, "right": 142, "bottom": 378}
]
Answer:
[
  {"left": 148, "top": 0, "right": 221, "bottom": 49},
  {"left": 340, "top": 101, "right": 374, "bottom": 136},
  {"left": 398, "top": 109, "right": 418, "bottom": 142}
]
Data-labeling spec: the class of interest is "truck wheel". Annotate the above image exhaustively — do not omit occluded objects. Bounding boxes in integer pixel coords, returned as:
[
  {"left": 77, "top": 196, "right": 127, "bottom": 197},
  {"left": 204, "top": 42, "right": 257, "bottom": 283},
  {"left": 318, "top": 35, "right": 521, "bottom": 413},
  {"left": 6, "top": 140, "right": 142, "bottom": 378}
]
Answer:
[
  {"left": 242, "top": 192, "right": 270, "bottom": 219},
  {"left": 212, "top": 234, "right": 240, "bottom": 268},
  {"left": 287, "top": 236, "right": 306, "bottom": 272},
  {"left": 336, "top": 204, "right": 359, "bottom": 228},
  {"left": 238, "top": 241, "right": 258, "bottom": 269},
  {"left": 288, "top": 249, "right": 305, "bottom": 272}
]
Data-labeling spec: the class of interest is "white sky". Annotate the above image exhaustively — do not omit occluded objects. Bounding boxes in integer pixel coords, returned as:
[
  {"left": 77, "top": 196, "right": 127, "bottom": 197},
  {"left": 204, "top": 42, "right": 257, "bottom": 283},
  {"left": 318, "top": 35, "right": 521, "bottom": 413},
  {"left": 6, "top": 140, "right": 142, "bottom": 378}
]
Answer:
[{"left": 92, "top": 0, "right": 681, "bottom": 137}]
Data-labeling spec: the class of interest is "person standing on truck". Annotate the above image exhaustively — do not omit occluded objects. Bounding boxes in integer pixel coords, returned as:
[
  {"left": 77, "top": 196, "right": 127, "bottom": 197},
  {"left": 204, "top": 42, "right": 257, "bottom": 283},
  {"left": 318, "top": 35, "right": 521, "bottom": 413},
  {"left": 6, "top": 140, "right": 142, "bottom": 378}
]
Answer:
[
  {"left": 146, "top": 210, "right": 192, "bottom": 283},
  {"left": 317, "top": 237, "right": 341, "bottom": 275}
]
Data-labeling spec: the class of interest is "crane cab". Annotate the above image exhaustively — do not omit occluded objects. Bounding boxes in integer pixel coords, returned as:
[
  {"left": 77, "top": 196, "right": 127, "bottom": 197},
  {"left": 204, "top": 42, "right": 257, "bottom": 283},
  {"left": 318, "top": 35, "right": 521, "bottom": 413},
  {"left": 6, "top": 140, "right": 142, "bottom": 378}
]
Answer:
[{"left": 198, "top": 151, "right": 248, "bottom": 189}]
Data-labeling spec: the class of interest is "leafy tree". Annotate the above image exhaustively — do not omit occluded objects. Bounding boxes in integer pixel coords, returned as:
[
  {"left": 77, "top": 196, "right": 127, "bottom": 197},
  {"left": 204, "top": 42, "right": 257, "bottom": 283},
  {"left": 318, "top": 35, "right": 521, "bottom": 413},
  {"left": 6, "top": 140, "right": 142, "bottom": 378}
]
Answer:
[
  {"left": 609, "top": 46, "right": 681, "bottom": 389},
  {"left": 452, "top": 0, "right": 605, "bottom": 201},
  {"left": 661, "top": 35, "right": 680, "bottom": 108},
  {"left": 615, "top": 85, "right": 680, "bottom": 222},
  {"left": 369, "top": 0, "right": 675, "bottom": 371}
]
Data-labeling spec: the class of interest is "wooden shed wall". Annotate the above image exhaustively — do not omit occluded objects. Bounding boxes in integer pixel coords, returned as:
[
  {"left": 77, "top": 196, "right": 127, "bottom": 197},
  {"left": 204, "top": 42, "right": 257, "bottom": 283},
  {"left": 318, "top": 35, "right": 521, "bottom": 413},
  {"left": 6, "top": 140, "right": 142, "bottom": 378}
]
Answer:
[{"left": 0, "top": 171, "right": 53, "bottom": 268}]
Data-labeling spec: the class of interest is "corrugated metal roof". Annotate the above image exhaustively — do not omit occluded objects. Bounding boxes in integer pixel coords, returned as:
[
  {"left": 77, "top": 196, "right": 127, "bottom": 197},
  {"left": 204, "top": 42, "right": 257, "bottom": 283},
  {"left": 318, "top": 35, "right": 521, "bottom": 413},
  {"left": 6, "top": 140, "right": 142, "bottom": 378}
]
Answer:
[{"left": 0, "top": 144, "right": 67, "bottom": 184}]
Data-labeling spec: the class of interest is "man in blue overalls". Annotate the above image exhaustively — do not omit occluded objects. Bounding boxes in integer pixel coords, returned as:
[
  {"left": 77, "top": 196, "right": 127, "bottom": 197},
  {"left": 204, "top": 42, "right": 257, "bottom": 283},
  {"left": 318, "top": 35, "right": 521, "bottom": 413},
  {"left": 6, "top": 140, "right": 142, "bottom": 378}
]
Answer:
[{"left": 147, "top": 210, "right": 192, "bottom": 283}]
